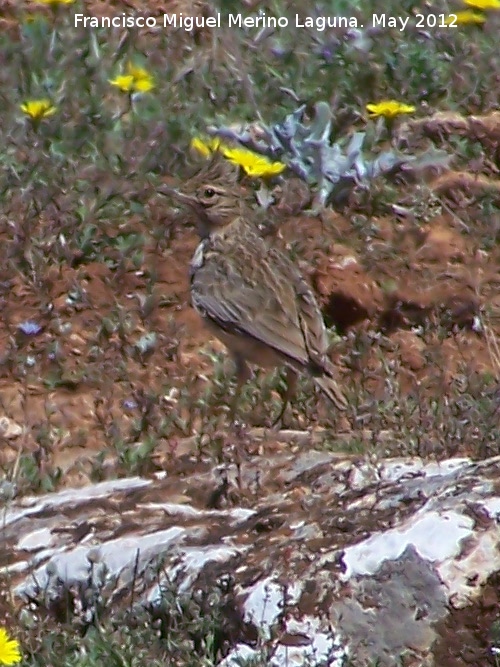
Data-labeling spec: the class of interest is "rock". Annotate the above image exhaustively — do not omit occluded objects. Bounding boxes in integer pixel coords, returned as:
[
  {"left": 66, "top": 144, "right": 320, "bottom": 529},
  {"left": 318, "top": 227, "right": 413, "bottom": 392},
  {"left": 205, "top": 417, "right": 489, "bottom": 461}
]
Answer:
[
  {"left": 0, "top": 415, "right": 22, "bottom": 439},
  {"left": 3, "top": 450, "right": 500, "bottom": 666}
]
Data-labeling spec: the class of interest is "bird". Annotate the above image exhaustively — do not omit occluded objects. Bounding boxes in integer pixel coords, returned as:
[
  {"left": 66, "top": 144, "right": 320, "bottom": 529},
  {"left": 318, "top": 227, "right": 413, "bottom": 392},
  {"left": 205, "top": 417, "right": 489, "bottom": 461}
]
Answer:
[{"left": 159, "top": 158, "right": 347, "bottom": 423}]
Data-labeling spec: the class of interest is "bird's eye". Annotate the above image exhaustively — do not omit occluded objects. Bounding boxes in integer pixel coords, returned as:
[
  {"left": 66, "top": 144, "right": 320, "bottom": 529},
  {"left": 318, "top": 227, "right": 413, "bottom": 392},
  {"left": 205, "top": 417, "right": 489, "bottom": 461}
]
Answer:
[{"left": 204, "top": 188, "right": 215, "bottom": 198}]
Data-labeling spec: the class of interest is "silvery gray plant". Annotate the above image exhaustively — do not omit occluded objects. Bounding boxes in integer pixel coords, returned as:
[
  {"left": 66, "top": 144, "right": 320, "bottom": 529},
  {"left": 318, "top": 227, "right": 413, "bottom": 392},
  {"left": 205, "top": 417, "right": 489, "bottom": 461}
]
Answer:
[{"left": 210, "top": 101, "right": 449, "bottom": 206}]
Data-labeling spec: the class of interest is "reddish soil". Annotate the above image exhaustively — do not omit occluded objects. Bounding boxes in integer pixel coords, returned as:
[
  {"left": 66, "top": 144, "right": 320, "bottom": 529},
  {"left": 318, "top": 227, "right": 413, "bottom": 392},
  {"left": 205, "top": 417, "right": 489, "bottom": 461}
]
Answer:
[{"left": 0, "top": 188, "right": 498, "bottom": 479}]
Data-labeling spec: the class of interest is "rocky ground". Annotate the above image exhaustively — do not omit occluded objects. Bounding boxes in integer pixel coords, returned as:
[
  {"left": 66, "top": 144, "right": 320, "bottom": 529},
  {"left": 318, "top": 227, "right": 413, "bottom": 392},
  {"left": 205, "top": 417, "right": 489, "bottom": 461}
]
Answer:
[{"left": 4, "top": 448, "right": 500, "bottom": 666}]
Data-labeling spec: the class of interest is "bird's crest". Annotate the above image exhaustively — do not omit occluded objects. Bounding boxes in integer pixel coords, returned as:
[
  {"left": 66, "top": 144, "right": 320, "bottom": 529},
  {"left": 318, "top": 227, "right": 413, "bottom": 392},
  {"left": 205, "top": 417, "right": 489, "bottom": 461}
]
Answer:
[{"left": 187, "top": 151, "right": 239, "bottom": 191}]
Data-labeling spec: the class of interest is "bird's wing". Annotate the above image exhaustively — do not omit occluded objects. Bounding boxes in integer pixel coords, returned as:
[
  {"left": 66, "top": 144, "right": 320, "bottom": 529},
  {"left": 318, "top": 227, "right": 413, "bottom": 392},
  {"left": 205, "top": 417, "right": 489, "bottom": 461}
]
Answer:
[
  {"left": 266, "top": 246, "right": 330, "bottom": 371},
  {"left": 191, "top": 247, "right": 312, "bottom": 368},
  {"left": 292, "top": 271, "right": 331, "bottom": 371}
]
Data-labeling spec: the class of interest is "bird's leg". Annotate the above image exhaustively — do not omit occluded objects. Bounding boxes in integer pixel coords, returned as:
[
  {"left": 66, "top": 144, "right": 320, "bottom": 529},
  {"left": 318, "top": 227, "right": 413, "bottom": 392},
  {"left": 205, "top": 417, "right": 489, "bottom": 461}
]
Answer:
[
  {"left": 272, "top": 366, "right": 298, "bottom": 429},
  {"left": 229, "top": 354, "right": 252, "bottom": 426}
]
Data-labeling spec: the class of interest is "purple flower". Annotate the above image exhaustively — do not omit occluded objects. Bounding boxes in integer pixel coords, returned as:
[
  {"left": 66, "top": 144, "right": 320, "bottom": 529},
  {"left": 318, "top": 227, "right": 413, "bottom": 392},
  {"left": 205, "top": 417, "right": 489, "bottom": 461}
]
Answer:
[{"left": 18, "top": 320, "right": 42, "bottom": 336}]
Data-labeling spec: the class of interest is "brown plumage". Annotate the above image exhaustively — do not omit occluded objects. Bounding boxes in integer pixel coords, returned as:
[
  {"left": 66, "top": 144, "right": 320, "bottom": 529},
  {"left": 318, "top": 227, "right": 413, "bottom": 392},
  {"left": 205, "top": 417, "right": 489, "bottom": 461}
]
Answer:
[{"left": 160, "top": 162, "right": 347, "bottom": 420}]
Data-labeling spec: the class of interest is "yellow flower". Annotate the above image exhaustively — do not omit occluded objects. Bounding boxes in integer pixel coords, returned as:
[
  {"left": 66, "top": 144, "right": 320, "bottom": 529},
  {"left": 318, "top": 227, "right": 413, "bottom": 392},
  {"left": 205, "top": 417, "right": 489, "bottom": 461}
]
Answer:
[
  {"left": 464, "top": 0, "right": 500, "bottom": 9},
  {"left": 33, "top": 0, "right": 75, "bottom": 4},
  {"left": 20, "top": 99, "right": 57, "bottom": 121},
  {"left": 109, "top": 74, "right": 135, "bottom": 93},
  {"left": 222, "top": 147, "right": 286, "bottom": 177},
  {"left": 0, "top": 629, "right": 21, "bottom": 666},
  {"left": 445, "top": 9, "right": 486, "bottom": 23},
  {"left": 126, "top": 62, "right": 155, "bottom": 92},
  {"left": 191, "top": 136, "right": 286, "bottom": 178},
  {"left": 190, "top": 136, "right": 221, "bottom": 157},
  {"left": 366, "top": 100, "right": 416, "bottom": 119},
  {"left": 109, "top": 61, "right": 154, "bottom": 94}
]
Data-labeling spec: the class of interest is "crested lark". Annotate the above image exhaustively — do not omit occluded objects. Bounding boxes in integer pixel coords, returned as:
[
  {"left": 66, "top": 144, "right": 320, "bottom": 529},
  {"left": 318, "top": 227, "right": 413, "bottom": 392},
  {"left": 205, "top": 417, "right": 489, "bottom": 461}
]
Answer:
[{"left": 160, "top": 162, "right": 347, "bottom": 421}]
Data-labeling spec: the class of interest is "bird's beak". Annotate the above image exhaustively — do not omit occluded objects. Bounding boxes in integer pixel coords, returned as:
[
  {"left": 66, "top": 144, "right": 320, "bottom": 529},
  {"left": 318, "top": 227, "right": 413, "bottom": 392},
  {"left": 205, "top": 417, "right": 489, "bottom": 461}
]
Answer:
[{"left": 157, "top": 184, "right": 197, "bottom": 207}]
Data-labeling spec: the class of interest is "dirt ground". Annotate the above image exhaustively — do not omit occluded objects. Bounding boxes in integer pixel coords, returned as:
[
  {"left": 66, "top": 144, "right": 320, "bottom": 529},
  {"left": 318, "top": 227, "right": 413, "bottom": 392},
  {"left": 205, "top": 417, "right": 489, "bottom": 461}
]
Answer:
[{"left": 0, "top": 165, "right": 498, "bottom": 477}]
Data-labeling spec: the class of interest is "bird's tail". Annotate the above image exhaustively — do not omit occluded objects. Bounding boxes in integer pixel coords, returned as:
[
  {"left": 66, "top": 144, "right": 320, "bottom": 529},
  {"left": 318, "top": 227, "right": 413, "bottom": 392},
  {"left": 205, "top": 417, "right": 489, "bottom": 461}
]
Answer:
[{"left": 314, "top": 376, "right": 348, "bottom": 411}]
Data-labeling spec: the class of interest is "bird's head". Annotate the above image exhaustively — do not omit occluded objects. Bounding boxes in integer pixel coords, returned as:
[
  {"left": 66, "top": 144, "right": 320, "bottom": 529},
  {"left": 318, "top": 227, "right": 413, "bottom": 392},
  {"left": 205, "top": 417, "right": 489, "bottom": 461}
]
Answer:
[{"left": 160, "top": 182, "right": 243, "bottom": 238}]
